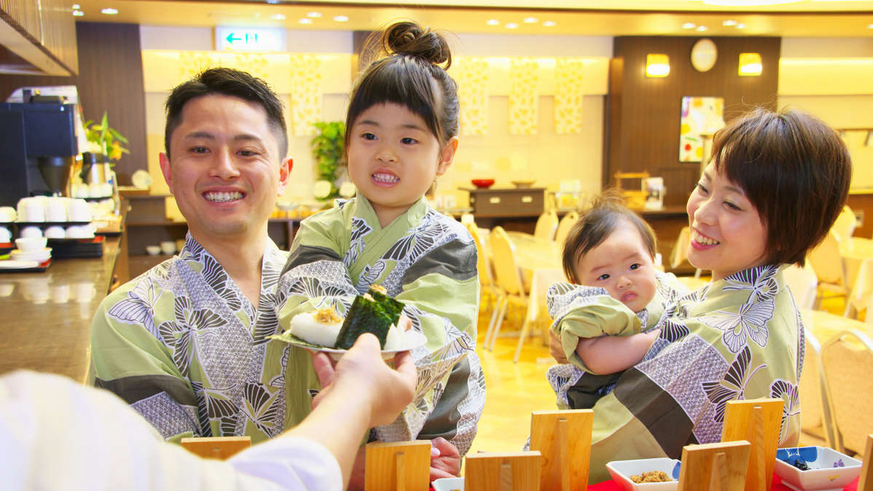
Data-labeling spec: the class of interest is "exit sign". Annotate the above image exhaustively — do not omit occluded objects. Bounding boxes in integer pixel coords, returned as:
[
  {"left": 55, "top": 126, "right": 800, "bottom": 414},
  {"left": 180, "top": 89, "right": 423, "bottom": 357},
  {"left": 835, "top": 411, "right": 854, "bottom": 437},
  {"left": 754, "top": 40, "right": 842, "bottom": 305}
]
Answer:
[{"left": 215, "top": 27, "right": 286, "bottom": 52}]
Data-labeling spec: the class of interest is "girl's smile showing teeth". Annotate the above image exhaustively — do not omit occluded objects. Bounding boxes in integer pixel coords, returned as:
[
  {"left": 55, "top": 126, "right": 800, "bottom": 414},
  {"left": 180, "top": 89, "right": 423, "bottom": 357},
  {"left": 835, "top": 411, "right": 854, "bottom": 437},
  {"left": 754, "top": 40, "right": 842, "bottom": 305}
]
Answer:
[
  {"left": 372, "top": 172, "right": 400, "bottom": 185},
  {"left": 691, "top": 229, "right": 720, "bottom": 248},
  {"left": 204, "top": 191, "right": 244, "bottom": 202}
]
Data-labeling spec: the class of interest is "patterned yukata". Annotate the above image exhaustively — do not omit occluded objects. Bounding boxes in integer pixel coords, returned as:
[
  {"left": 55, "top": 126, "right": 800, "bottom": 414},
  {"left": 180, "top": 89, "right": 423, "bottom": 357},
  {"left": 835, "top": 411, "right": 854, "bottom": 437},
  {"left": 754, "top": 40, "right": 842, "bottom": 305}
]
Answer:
[
  {"left": 275, "top": 195, "right": 486, "bottom": 455},
  {"left": 89, "top": 235, "right": 310, "bottom": 444},
  {"left": 549, "top": 264, "right": 803, "bottom": 483}
]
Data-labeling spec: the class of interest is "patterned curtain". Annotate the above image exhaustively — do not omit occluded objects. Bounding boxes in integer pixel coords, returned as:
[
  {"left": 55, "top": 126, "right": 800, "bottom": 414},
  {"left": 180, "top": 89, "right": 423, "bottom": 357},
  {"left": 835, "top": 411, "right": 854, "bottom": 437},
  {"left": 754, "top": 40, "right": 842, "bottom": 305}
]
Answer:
[
  {"left": 554, "top": 58, "right": 585, "bottom": 135},
  {"left": 509, "top": 58, "right": 539, "bottom": 135},
  {"left": 452, "top": 57, "right": 489, "bottom": 136},
  {"left": 288, "top": 54, "right": 323, "bottom": 137}
]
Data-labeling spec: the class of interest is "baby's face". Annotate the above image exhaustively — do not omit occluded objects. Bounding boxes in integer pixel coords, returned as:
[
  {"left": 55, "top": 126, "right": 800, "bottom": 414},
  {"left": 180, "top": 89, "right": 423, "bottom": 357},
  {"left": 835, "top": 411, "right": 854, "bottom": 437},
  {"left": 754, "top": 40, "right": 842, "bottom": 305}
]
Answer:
[{"left": 574, "top": 219, "right": 657, "bottom": 313}]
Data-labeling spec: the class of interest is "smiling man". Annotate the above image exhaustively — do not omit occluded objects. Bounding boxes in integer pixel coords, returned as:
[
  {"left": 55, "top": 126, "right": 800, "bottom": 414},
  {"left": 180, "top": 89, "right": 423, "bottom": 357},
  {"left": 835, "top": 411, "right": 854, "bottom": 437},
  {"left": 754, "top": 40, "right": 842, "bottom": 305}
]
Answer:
[{"left": 88, "top": 68, "right": 301, "bottom": 443}]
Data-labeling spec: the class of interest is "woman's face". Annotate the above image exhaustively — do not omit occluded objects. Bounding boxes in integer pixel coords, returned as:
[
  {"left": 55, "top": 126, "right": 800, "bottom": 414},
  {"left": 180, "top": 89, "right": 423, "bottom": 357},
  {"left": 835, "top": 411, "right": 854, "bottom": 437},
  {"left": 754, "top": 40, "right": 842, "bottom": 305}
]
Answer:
[{"left": 686, "top": 163, "right": 769, "bottom": 280}]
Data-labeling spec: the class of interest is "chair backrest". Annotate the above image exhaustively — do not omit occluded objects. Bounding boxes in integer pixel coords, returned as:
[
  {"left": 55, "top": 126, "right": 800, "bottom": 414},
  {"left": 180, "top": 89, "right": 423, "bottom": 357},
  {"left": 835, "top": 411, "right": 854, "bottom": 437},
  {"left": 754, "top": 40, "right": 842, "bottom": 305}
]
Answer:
[
  {"left": 807, "top": 230, "right": 844, "bottom": 286},
  {"left": 832, "top": 205, "right": 856, "bottom": 243},
  {"left": 782, "top": 263, "right": 819, "bottom": 310},
  {"left": 490, "top": 227, "right": 526, "bottom": 297},
  {"left": 534, "top": 210, "right": 559, "bottom": 241},
  {"left": 820, "top": 329, "right": 873, "bottom": 456},
  {"left": 798, "top": 329, "right": 835, "bottom": 447},
  {"left": 554, "top": 211, "right": 579, "bottom": 245},
  {"left": 466, "top": 223, "right": 493, "bottom": 288},
  {"left": 670, "top": 226, "right": 691, "bottom": 269}
]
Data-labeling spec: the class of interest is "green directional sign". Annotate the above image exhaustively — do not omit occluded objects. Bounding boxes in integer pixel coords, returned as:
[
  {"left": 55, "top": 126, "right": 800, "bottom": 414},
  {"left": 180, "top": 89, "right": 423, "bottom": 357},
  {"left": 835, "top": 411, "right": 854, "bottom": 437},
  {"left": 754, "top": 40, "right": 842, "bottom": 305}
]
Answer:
[{"left": 215, "top": 27, "right": 285, "bottom": 52}]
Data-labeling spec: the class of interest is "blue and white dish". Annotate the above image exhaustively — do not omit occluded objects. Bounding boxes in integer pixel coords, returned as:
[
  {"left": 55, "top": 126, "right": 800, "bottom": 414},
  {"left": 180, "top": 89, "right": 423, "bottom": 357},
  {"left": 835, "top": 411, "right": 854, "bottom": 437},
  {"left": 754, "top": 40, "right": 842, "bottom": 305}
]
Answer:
[
  {"left": 774, "top": 446, "right": 861, "bottom": 491},
  {"left": 606, "top": 458, "right": 681, "bottom": 490}
]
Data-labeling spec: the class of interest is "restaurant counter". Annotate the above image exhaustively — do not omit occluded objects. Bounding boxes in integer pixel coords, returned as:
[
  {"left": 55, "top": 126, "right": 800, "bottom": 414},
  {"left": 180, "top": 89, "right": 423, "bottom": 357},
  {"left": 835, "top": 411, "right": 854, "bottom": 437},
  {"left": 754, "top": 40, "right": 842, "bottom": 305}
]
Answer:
[{"left": 0, "top": 235, "right": 121, "bottom": 383}]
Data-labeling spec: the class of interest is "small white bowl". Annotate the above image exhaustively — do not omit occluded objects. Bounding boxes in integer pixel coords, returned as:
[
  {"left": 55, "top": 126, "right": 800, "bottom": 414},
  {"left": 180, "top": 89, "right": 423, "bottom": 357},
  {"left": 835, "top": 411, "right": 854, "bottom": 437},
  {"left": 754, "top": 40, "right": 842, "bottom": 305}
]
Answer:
[
  {"left": 606, "top": 458, "right": 681, "bottom": 491},
  {"left": 432, "top": 477, "right": 464, "bottom": 491},
  {"left": 15, "top": 237, "right": 48, "bottom": 252},
  {"left": 774, "top": 446, "right": 861, "bottom": 491},
  {"left": 145, "top": 245, "right": 161, "bottom": 256}
]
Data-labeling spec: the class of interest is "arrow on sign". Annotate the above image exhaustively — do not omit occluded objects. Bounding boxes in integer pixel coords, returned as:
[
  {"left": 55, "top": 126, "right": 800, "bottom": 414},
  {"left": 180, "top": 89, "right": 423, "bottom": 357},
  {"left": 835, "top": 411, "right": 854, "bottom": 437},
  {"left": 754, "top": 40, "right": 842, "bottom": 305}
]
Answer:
[{"left": 226, "top": 33, "right": 242, "bottom": 44}]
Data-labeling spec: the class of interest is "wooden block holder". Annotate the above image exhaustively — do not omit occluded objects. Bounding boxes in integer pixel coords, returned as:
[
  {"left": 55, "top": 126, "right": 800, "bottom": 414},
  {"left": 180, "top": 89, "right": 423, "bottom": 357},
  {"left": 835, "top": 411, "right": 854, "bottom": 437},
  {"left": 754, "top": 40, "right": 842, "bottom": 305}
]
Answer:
[
  {"left": 364, "top": 440, "right": 431, "bottom": 491},
  {"left": 529, "top": 410, "right": 593, "bottom": 491},
  {"left": 721, "top": 398, "right": 784, "bottom": 491},
  {"left": 678, "top": 440, "right": 751, "bottom": 491},
  {"left": 859, "top": 434, "right": 873, "bottom": 491},
  {"left": 614, "top": 172, "right": 649, "bottom": 210},
  {"left": 466, "top": 451, "right": 542, "bottom": 491},
  {"left": 180, "top": 436, "right": 252, "bottom": 460}
]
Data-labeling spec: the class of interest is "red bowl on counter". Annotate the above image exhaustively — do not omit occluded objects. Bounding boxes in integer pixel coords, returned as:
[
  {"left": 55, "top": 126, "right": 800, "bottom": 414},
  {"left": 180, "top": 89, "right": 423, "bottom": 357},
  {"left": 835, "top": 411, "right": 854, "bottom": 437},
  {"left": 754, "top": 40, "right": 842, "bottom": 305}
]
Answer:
[{"left": 471, "top": 179, "right": 495, "bottom": 189}]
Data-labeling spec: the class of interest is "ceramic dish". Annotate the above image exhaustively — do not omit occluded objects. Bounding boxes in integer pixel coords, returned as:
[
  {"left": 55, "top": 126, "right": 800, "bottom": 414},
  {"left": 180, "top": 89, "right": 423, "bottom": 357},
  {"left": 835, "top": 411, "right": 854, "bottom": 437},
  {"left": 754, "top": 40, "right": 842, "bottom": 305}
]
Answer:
[
  {"left": 432, "top": 477, "right": 465, "bottom": 491},
  {"left": 774, "top": 446, "right": 861, "bottom": 491},
  {"left": 10, "top": 248, "right": 52, "bottom": 262},
  {"left": 606, "top": 458, "right": 681, "bottom": 491},
  {"left": 270, "top": 329, "right": 427, "bottom": 361},
  {"left": 512, "top": 180, "right": 536, "bottom": 188},
  {"left": 471, "top": 179, "right": 495, "bottom": 189}
]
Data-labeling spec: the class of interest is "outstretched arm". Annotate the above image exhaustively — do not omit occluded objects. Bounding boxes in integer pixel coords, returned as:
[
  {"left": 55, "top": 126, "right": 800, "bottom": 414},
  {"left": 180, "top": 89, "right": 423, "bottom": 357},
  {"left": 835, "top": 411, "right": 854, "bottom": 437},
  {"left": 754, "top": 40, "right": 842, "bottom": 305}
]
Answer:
[{"left": 575, "top": 329, "right": 661, "bottom": 375}]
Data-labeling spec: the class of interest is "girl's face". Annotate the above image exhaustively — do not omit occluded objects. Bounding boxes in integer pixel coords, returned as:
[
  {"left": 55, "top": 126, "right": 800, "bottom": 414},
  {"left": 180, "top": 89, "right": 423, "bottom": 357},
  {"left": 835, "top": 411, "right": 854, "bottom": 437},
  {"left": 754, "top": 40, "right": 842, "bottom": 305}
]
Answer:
[
  {"left": 686, "top": 163, "right": 769, "bottom": 280},
  {"left": 347, "top": 103, "right": 457, "bottom": 228},
  {"left": 574, "top": 218, "right": 657, "bottom": 313}
]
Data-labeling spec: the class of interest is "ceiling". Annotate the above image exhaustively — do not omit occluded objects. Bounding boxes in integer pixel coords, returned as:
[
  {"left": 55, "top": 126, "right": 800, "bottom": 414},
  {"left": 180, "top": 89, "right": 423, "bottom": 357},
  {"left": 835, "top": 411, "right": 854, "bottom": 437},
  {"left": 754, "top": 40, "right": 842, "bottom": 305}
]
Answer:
[{"left": 71, "top": 0, "right": 873, "bottom": 37}]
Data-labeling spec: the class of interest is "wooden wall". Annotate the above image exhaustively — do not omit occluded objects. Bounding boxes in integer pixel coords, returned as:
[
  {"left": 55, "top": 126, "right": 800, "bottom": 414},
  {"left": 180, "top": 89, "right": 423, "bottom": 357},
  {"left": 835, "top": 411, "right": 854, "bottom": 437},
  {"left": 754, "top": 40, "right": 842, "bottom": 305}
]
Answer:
[
  {"left": 0, "top": 22, "right": 147, "bottom": 186},
  {"left": 606, "top": 36, "right": 781, "bottom": 206}
]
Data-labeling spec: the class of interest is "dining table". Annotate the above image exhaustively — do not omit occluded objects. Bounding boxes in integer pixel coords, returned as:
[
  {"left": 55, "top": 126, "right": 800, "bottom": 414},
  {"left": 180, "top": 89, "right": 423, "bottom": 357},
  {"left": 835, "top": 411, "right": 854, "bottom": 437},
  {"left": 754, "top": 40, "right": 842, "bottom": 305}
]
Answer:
[{"left": 588, "top": 474, "right": 860, "bottom": 490}]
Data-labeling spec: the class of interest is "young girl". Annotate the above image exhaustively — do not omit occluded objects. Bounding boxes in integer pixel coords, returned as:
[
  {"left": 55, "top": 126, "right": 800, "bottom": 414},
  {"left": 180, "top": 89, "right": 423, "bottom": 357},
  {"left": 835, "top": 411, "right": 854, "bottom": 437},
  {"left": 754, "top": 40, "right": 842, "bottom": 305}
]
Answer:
[
  {"left": 546, "top": 195, "right": 685, "bottom": 409},
  {"left": 275, "top": 21, "right": 483, "bottom": 484}
]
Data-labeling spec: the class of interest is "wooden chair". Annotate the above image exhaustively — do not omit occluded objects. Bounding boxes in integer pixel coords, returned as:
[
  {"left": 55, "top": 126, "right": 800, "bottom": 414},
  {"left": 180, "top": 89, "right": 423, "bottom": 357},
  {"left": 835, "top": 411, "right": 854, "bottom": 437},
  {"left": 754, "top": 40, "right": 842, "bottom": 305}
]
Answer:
[
  {"left": 678, "top": 440, "right": 751, "bottom": 491},
  {"left": 466, "top": 451, "right": 542, "bottom": 491},
  {"left": 485, "top": 227, "right": 532, "bottom": 353},
  {"left": 553, "top": 211, "right": 578, "bottom": 245},
  {"left": 720, "top": 398, "right": 783, "bottom": 491},
  {"left": 832, "top": 205, "right": 857, "bottom": 243},
  {"left": 534, "top": 210, "right": 559, "bottom": 241},
  {"left": 364, "top": 440, "right": 431, "bottom": 491},
  {"left": 781, "top": 263, "right": 819, "bottom": 311},
  {"left": 807, "top": 230, "right": 849, "bottom": 310},
  {"left": 467, "top": 223, "right": 502, "bottom": 339},
  {"left": 529, "top": 410, "right": 593, "bottom": 491},
  {"left": 180, "top": 436, "right": 251, "bottom": 460},
  {"left": 820, "top": 329, "right": 873, "bottom": 457},
  {"left": 798, "top": 329, "right": 836, "bottom": 449}
]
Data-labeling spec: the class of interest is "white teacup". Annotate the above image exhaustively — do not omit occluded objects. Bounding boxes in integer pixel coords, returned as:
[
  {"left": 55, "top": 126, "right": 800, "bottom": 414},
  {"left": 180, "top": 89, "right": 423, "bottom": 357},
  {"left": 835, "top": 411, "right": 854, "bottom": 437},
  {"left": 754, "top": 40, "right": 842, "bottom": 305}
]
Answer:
[
  {"left": 16, "top": 237, "right": 47, "bottom": 252},
  {"left": 44, "top": 225, "right": 66, "bottom": 239},
  {"left": 19, "top": 198, "right": 45, "bottom": 222},
  {"left": 0, "top": 226, "right": 11, "bottom": 243},
  {"left": 19, "top": 226, "right": 43, "bottom": 238},
  {"left": 160, "top": 240, "right": 177, "bottom": 255},
  {"left": 0, "top": 206, "right": 16, "bottom": 222},
  {"left": 45, "top": 198, "right": 67, "bottom": 222},
  {"left": 68, "top": 199, "right": 92, "bottom": 222},
  {"left": 66, "top": 225, "right": 94, "bottom": 239}
]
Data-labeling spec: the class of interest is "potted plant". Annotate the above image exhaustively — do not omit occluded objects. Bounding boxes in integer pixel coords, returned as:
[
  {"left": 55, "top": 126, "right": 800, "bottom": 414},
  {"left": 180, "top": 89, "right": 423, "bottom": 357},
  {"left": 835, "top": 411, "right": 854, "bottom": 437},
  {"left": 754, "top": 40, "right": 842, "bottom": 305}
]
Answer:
[
  {"left": 310, "top": 121, "right": 346, "bottom": 203},
  {"left": 84, "top": 111, "right": 129, "bottom": 165}
]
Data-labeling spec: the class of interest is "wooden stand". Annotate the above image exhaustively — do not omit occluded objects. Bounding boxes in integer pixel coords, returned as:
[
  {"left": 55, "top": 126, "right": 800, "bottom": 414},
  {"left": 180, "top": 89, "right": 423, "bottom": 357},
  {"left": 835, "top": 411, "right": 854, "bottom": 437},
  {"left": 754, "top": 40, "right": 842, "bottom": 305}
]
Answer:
[
  {"left": 529, "top": 410, "right": 593, "bottom": 491},
  {"left": 180, "top": 436, "right": 251, "bottom": 460},
  {"left": 364, "top": 440, "right": 431, "bottom": 491},
  {"left": 721, "top": 398, "right": 784, "bottom": 491},
  {"left": 466, "top": 452, "right": 542, "bottom": 491},
  {"left": 678, "top": 441, "right": 751, "bottom": 491},
  {"left": 858, "top": 434, "right": 873, "bottom": 491}
]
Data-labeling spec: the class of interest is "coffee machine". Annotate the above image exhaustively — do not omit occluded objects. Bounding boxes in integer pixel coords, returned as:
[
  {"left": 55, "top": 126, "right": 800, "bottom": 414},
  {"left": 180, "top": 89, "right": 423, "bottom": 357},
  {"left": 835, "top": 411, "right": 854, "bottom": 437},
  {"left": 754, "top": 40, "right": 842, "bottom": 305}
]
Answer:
[{"left": 0, "top": 94, "right": 78, "bottom": 207}]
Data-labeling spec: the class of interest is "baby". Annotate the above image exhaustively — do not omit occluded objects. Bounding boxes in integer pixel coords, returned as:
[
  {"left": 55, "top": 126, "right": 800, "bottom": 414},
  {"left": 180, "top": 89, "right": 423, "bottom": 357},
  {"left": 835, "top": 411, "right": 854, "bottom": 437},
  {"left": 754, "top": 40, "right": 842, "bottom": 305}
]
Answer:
[{"left": 547, "top": 194, "right": 672, "bottom": 409}]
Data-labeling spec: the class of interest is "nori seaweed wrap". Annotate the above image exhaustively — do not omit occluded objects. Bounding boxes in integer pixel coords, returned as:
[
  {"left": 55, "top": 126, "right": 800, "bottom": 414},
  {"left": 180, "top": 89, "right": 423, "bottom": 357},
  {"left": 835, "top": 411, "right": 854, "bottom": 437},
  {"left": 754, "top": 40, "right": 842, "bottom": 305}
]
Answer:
[{"left": 334, "top": 288, "right": 405, "bottom": 349}]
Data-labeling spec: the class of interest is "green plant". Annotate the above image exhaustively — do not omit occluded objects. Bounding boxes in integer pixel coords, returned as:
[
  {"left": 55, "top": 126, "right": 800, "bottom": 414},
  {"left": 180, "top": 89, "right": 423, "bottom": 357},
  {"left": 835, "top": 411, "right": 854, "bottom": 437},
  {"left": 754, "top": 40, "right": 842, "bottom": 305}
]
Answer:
[
  {"left": 310, "top": 121, "right": 345, "bottom": 201},
  {"left": 84, "top": 111, "right": 129, "bottom": 163}
]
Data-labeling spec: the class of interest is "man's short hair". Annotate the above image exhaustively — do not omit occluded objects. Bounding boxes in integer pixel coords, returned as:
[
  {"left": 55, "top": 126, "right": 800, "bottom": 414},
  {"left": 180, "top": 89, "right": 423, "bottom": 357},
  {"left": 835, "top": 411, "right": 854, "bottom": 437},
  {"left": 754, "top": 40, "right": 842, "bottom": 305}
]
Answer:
[
  {"left": 710, "top": 107, "right": 852, "bottom": 266},
  {"left": 164, "top": 67, "right": 288, "bottom": 159}
]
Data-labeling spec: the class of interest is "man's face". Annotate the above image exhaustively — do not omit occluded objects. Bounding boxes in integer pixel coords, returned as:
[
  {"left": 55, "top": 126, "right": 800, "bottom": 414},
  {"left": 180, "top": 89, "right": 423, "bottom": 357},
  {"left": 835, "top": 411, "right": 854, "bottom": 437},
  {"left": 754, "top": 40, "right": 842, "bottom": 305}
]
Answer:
[{"left": 160, "top": 94, "right": 289, "bottom": 245}]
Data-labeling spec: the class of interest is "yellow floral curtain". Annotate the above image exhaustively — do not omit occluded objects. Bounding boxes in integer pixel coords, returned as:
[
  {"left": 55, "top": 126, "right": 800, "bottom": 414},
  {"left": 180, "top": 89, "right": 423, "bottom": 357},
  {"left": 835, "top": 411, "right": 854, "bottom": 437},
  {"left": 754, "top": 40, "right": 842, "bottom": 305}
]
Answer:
[
  {"left": 554, "top": 58, "right": 585, "bottom": 135},
  {"left": 509, "top": 58, "right": 539, "bottom": 135},
  {"left": 452, "top": 57, "right": 489, "bottom": 136}
]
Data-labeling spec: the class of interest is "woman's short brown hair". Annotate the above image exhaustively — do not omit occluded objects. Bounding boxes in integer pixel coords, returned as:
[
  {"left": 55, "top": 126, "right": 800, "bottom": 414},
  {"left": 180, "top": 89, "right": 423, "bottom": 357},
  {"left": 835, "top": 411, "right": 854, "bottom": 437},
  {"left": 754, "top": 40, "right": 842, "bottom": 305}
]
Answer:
[
  {"left": 710, "top": 107, "right": 852, "bottom": 267},
  {"left": 562, "top": 192, "right": 657, "bottom": 284}
]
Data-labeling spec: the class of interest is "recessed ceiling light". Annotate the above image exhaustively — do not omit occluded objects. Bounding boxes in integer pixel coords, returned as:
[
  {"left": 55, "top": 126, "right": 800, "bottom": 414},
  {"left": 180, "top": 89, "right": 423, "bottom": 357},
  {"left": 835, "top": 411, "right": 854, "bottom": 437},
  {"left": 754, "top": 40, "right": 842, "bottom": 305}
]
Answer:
[
  {"left": 100, "top": 8, "right": 118, "bottom": 14},
  {"left": 487, "top": 19, "right": 500, "bottom": 26},
  {"left": 72, "top": 4, "right": 80, "bottom": 9},
  {"left": 505, "top": 23, "right": 519, "bottom": 29},
  {"left": 736, "top": 23, "right": 746, "bottom": 29},
  {"left": 696, "top": 25, "right": 709, "bottom": 32},
  {"left": 682, "top": 22, "right": 697, "bottom": 29},
  {"left": 523, "top": 17, "right": 538, "bottom": 24},
  {"left": 723, "top": 20, "right": 738, "bottom": 26},
  {"left": 543, "top": 20, "right": 557, "bottom": 27},
  {"left": 333, "top": 15, "right": 348, "bottom": 22},
  {"left": 72, "top": 9, "right": 83, "bottom": 16},
  {"left": 270, "top": 13, "right": 285, "bottom": 20},
  {"left": 868, "top": 23, "right": 873, "bottom": 29},
  {"left": 299, "top": 18, "right": 312, "bottom": 24},
  {"left": 307, "top": 11, "right": 321, "bottom": 18}
]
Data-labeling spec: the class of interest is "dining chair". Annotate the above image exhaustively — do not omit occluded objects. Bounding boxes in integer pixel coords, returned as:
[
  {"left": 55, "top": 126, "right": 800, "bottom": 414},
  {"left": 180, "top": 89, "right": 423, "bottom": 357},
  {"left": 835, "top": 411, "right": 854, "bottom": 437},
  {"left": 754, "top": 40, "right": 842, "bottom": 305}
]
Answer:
[
  {"left": 534, "top": 210, "right": 559, "bottom": 241},
  {"left": 553, "top": 211, "right": 578, "bottom": 245},
  {"left": 819, "top": 328, "right": 873, "bottom": 457},
  {"left": 782, "top": 263, "right": 819, "bottom": 310},
  {"left": 798, "top": 329, "right": 837, "bottom": 449},
  {"left": 466, "top": 223, "right": 503, "bottom": 339},
  {"left": 807, "top": 230, "right": 850, "bottom": 310},
  {"left": 832, "top": 205, "right": 857, "bottom": 243},
  {"left": 485, "top": 227, "right": 532, "bottom": 356}
]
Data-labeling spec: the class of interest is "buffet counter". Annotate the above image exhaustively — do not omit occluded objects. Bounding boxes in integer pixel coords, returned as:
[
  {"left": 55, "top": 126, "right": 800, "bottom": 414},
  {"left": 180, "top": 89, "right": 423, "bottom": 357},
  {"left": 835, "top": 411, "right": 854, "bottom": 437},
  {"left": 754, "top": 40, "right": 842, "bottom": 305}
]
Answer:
[{"left": 0, "top": 235, "right": 121, "bottom": 383}]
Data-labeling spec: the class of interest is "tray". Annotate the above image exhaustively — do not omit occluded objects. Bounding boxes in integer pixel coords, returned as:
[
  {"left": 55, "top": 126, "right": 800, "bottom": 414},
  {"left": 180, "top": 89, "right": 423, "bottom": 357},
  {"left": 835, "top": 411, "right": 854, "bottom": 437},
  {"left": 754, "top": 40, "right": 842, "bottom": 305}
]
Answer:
[
  {"left": 0, "top": 258, "right": 51, "bottom": 273},
  {"left": 47, "top": 236, "right": 104, "bottom": 258},
  {"left": 14, "top": 221, "right": 91, "bottom": 227}
]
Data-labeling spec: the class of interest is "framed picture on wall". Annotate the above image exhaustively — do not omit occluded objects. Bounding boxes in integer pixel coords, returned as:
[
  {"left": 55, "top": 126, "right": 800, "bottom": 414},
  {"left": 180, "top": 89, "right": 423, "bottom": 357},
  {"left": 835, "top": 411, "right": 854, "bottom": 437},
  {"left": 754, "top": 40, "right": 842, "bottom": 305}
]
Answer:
[{"left": 679, "top": 96, "right": 724, "bottom": 162}]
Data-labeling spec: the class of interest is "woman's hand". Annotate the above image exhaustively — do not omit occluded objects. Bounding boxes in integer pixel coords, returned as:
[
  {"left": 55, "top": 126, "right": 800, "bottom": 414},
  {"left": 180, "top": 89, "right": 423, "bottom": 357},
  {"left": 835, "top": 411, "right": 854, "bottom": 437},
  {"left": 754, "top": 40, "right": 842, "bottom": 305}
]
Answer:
[
  {"left": 549, "top": 329, "right": 568, "bottom": 364},
  {"left": 429, "top": 437, "right": 461, "bottom": 481}
]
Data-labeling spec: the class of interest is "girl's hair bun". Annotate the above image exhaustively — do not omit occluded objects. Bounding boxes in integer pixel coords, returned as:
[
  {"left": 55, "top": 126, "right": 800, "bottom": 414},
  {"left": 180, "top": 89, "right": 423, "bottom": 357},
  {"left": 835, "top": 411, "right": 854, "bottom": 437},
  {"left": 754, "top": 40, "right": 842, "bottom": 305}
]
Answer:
[{"left": 381, "top": 21, "right": 452, "bottom": 68}]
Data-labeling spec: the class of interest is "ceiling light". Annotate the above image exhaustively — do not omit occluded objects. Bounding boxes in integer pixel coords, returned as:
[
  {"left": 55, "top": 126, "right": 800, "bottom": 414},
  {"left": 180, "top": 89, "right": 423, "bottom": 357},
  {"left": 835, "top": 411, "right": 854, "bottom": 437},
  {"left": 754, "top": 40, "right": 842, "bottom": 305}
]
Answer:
[
  {"left": 736, "top": 23, "right": 746, "bottom": 29},
  {"left": 270, "top": 14, "right": 285, "bottom": 20},
  {"left": 266, "top": 0, "right": 280, "bottom": 4},
  {"left": 72, "top": 4, "right": 80, "bottom": 9},
  {"left": 487, "top": 19, "right": 500, "bottom": 26},
  {"left": 333, "top": 15, "right": 348, "bottom": 22},
  {"left": 523, "top": 17, "right": 538, "bottom": 24},
  {"left": 723, "top": 20, "right": 738, "bottom": 26},
  {"left": 739, "top": 52, "right": 763, "bottom": 76},
  {"left": 72, "top": 9, "right": 83, "bottom": 16},
  {"left": 646, "top": 54, "right": 670, "bottom": 78},
  {"left": 868, "top": 23, "right": 873, "bottom": 29},
  {"left": 543, "top": 21, "right": 557, "bottom": 27},
  {"left": 299, "top": 18, "right": 312, "bottom": 24},
  {"left": 682, "top": 22, "right": 697, "bottom": 29},
  {"left": 307, "top": 11, "right": 321, "bottom": 18},
  {"left": 696, "top": 26, "right": 709, "bottom": 32},
  {"left": 505, "top": 23, "right": 519, "bottom": 29},
  {"left": 101, "top": 8, "right": 118, "bottom": 14}
]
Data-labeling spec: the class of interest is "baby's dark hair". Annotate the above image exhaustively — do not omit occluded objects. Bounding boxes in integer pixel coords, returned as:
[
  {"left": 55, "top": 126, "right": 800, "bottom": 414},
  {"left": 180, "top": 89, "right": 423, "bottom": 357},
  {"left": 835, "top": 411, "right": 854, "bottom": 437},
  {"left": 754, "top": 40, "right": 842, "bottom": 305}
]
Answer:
[
  {"left": 345, "top": 21, "right": 459, "bottom": 149},
  {"left": 710, "top": 107, "right": 852, "bottom": 266},
  {"left": 562, "top": 192, "right": 657, "bottom": 284}
]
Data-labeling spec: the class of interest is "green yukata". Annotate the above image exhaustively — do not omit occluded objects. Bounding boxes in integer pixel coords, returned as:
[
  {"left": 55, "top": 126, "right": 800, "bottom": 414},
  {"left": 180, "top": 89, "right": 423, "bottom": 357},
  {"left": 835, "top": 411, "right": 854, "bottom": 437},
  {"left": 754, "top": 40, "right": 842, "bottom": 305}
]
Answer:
[
  {"left": 89, "top": 235, "right": 305, "bottom": 444},
  {"left": 275, "top": 196, "right": 485, "bottom": 455},
  {"left": 548, "top": 265, "right": 803, "bottom": 483}
]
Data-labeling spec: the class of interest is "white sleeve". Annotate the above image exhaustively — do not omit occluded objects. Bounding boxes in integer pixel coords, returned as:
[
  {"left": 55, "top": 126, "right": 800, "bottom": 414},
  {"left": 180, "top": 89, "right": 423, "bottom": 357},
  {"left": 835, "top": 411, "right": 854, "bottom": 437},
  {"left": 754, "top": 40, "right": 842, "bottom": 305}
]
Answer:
[{"left": 0, "top": 370, "right": 341, "bottom": 491}]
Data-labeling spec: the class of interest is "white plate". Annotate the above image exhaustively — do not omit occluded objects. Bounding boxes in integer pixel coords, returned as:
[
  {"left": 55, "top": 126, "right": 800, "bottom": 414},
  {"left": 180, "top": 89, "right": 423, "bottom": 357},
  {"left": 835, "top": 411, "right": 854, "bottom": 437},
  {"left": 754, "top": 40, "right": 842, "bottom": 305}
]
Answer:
[
  {"left": 0, "top": 260, "right": 40, "bottom": 269},
  {"left": 11, "top": 248, "right": 52, "bottom": 262},
  {"left": 606, "top": 458, "right": 681, "bottom": 491},
  {"left": 270, "top": 329, "right": 427, "bottom": 361}
]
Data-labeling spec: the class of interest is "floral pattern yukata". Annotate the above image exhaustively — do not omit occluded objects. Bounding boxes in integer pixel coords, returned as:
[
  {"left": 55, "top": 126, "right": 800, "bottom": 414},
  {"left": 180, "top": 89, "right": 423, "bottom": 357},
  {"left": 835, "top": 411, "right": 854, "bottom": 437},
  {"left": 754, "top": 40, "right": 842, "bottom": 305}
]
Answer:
[
  {"left": 549, "top": 265, "right": 803, "bottom": 483},
  {"left": 89, "top": 235, "right": 305, "bottom": 444},
  {"left": 275, "top": 196, "right": 486, "bottom": 455}
]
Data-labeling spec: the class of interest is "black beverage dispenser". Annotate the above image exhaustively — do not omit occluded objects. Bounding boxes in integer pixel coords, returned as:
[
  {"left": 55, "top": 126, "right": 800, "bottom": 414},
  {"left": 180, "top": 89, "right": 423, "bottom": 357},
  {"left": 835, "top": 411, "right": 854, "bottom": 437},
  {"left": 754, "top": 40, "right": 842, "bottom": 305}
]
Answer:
[{"left": 0, "top": 96, "right": 79, "bottom": 207}]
